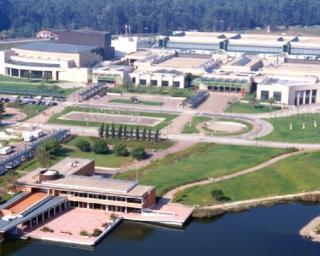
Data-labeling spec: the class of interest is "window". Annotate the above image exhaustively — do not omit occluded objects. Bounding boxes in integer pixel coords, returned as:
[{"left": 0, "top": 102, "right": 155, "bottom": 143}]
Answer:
[
  {"left": 305, "top": 90, "right": 310, "bottom": 104},
  {"left": 273, "top": 91, "right": 282, "bottom": 102},
  {"left": 139, "top": 79, "right": 146, "bottom": 86},
  {"left": 161, "top": 80, "right": 169, "bottom": 87},
  {"left": 151, "top": 80, "right": 158, "bottom": 86},
  {"left": 132, "top": 77, "right": 136, "bottom": 84},
  {"left": 261, "top": 90, "right": 269, "bottom": 101},
  {"left": 312, "top": 90, "right": 317, "bottom": 104},
  {"left": 173, "top": 81, "right": 180, "bottom": 88}
]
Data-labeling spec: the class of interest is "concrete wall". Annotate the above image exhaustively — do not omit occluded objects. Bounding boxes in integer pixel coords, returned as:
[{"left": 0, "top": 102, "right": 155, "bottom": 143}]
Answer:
[{"left": 58, "top": 68, "right": 89, "bottom": 83}]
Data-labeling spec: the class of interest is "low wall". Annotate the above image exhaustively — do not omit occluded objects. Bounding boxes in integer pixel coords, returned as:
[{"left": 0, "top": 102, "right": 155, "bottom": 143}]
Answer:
[{"left": 193, "top": 191, "right": 320, "bottom": 218}]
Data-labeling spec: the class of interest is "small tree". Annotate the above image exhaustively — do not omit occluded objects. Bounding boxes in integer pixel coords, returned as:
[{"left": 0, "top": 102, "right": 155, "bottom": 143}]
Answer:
[
  {"left": 131, "top": 146, "right": 147, "bottom": 160},
  {"left": 148, "top": 128, "right": 152, "bottom": 141},
  {"left": 111, "top": 123, "right": 116, "bottom": 138},
  {"left": 35, "top": 146, "right": 51, "bottom": 167},
  {"left": 24, "top": 70, "right": 32, "bottom": 82},
  {"left": 130, "top": 126, "right": 134, "bottom": 139},
  {"left": 123, "top": 125, "right": 128, "bottom": 139},
  {"left": 92, "top": 138, "right": 109, "bottom": 154},
  {"left": 155, "top": 128, "right": 160, "bottom": 142},
  {"left": 104, "top": 123, "right": 109, "bottom": 139},
  {"left": 75, "top": 139, "right": 91, "bottom": 152},
  {"left": 98, "top": 123, "right": 105, "bottom": 138},
  {"left": 42, "top": 71, "right": 51, "bottom": 83},
  {"left": 142, "top": 126, "right": 147, "bottom": 141},
  {"left": 268, "top": 97, "right": 275, "bottom": 110},
  {"left": 135, "top": 126, "right": 140, "bottom": 140},
  {"left": 118, "top": 124, "right": 123, "bottom": 139},
  {"left": 113, "top": 142, "right": 129, "bottom": 156}
]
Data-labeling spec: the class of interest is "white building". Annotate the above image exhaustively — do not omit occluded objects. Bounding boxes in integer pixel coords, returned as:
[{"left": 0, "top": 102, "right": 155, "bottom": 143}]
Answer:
[
  {"left": 257, "top": 76, "right": 320, "bottom": 106},
  {"left": 92, "top": 64, "right": 133, "bottom": 86},
  {"left": 111, "top": 36, "right": 153, "bottom": 58}
]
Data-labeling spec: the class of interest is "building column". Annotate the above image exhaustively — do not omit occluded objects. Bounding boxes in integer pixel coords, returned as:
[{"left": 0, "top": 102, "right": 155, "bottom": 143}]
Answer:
[
  {"left": 303, "top": 90, "right": 306, "bottom": 105},
  {"left": 29, "top": 220, "right": 32, "bottom": 229},
  {"left": 18, "top": 69, "right": 21, "bottom": 78},
  {"left": 9, "top": 68, "right": 12, "bottom": 76}
]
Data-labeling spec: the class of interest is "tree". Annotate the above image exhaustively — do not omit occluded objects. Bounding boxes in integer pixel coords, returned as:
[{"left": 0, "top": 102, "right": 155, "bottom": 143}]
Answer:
[
  {"left": 123, "top": 125, "right": 128, "bottom": 139},
  {"left": 75, "top": 139, "right": 91, "bottom": 152},
  {"left": 35, "top": 146, "right": 51, "bottom": 167},
  {"left": 131, "top": 146, "right": 147, "bottom": 160},
  {"left": 113, "top": 142, "right": 129, "bottom": 156},
  {"left": 42, "top": 71, "right": 52, "bottom": 83},
  {"left": 92, "top": 138, "right": 109, "bottom": 154},
  {"left": 104, "top": 123, "right": 109, "bottom": 139},
  {"left": 136, "top": 126, "right": 140, "bottom": 140},
  {"left": 24, "top": 70, "right": 32, "bottom": 82},
  {"left": 148, "top": 128, "right": 152, "bottom": 141},
  {"left": 268, "top": 97, "right": 275, "bottom": 109},
  {"left": 98, "top": 123, "right": 105, "bottom": 137},
  {"left": 111, "top": 123, "right": 116, "bottom": 138},
  {"left": 118, "top": 124, "right": 123, "bottom": 139},
  {"left": 142, "top": 126, "right": 147, "bottom": 141},
  {"left": 155, "top": 128, "right": 160, "bottom": 142},
  {"left": 130, "top": 126, "right": 134, "bottom": 139}
]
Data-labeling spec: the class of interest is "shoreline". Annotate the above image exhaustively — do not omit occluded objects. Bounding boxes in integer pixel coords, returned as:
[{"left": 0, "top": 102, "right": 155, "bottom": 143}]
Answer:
[{"left": 192, "top": 191, "right": 320, "bottom": 218}]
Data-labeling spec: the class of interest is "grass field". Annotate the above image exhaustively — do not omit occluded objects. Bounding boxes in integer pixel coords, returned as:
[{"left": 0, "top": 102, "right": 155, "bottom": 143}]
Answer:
[
  {"left": 182, "top": 116, "right": 211, "bottom": 134},
  {"left": 263, "top": 113, "right": 320, "bottom": 143},
  {"left": 48, "top": 106, "right": 177, "bottom": 130},
  {"left": 116, "top": 143, "right": 290, "bottom": 196},
  {"left": 7, "top": 102, "right": 48, "bottom": 120},
  {"left": 225, "top": 102, "right": 281, "bottom": 113},
  {"left": 0, "top": 75, "right": 78, "bottom": 97},
  {"left": 66, "top": 136, "right": 174, "bottom": 151},
  {"left": 110, "top": 99, "right": 163, "bottom": 106},
  {"left": 174, "top": 151, "right": 320, "bottom": 206}
]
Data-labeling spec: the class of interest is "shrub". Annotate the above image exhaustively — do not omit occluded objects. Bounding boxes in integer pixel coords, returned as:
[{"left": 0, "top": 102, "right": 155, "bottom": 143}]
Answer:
[
  {"left": 80, "top": 230, "right": 89, "bottom": 236},
  {"left": 75, "top": 139, "right": 91, "bottom": 152},
  {"left": 131, "top": 146, "right": 147, "bottom": 160},
  {"left": 211, "top": 189, "right": 231, "bottom": 202},
  {"left": 113, "top": 142, "right": 129, "bottom": 156},
  {"left": 91, "top": 228, "right": 102, "bottom": 237},
  {"left": 92, "top": 139, "right": 109, "bottom": 154}
]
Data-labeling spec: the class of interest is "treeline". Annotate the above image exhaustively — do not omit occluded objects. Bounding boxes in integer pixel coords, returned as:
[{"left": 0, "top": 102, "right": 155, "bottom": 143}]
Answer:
[
  {"left": 98, "top": 123, "right": 161, "bottom": 142},
  {"left": 1, "top": 0, "right": 320, "bottom": 37}
]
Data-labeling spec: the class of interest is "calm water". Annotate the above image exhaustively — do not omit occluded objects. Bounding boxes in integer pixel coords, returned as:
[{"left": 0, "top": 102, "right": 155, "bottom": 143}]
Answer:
[{"left": 1, "top": 203, "right": 320, "bottom": 256}]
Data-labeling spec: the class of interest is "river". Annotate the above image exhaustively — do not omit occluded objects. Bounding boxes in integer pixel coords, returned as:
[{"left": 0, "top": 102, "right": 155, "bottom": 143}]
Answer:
[{"left": 1, "top": 203, "right": 320, "bottom": 256}]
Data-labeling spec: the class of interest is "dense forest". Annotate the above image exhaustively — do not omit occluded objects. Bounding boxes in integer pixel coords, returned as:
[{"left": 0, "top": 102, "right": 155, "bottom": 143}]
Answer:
[{"left": 0, "top": 0, "right": 320, "bottom": 36}]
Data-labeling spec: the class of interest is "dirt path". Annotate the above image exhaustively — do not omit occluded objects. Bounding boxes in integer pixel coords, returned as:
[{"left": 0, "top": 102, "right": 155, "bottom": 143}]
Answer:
[
  {"left": 161, "top": 112, "right": 193, "bottom": 136},
  {"left": 163, "top": 150, "right": 304, "bottom": 200},
  {"left": 5, "top": 107, "right": 27, "bottom": 122}
]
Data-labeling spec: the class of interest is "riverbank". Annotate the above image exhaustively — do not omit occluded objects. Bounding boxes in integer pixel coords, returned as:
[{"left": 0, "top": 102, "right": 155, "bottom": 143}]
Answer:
[{"left": 192, "top": 191, "right": 320, "bottom": 218}]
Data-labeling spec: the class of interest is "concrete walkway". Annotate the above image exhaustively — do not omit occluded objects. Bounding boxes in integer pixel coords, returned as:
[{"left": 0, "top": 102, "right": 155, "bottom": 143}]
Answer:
[{"left": 163, "top": 150, "right": 304, "bottom": 200}]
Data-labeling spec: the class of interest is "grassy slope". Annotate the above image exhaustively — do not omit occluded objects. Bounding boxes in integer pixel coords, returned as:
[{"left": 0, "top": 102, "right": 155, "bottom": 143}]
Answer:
[
  {"left": 175, "top": 151, "right": 320, "bottom": 206},
  {"left": 263, "top": 113, "right": 320, "bottom": 143},
  {"left": 225, "top": 102, "right": 280, "bottom": 113},
  {"left": 116, "top": 143, "right": 290, "bottom": 196},
  {"left": 48, "top": 106, "right": 177, "bottom": 130}
]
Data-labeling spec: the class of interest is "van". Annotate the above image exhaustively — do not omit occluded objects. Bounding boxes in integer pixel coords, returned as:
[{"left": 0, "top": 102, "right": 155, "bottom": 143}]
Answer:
[{"left": 0, "top": 146, "right": 13, "bottom": 155}]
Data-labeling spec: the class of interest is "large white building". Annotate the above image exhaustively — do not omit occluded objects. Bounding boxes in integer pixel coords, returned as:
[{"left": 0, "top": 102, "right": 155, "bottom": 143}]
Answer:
[
  {"left": 257, "top": 76, "right": 320, "bottom": 106},
  {"left": 0, "top": 42, "right": 103, "bottom": 83}
]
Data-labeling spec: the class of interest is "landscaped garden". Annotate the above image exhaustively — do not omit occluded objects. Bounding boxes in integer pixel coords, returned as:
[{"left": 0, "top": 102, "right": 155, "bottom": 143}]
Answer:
[
  {"left": 174, "top": 151, "right": 320, "bottom": 206},
  {"left": 116, "top": 143, "right": 291, "bottom": 196},
  {"left": 263, "top": 113, "right": 320, "bottom": 143},
  {"left": 182, "top": 116, "right": 211, "bottom": 134}
]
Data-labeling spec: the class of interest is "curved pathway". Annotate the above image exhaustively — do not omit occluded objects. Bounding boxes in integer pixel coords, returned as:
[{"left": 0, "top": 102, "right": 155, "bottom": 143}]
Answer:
[{"left": 163, "top": 150, "right": 304, "bottom": 201}]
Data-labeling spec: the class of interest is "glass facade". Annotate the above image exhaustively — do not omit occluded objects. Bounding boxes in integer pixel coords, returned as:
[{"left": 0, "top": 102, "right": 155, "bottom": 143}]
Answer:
[
  {"left": 167, "top": 42, "right": 219, "bottom": 51},
  {"left": 261, "top": 90, "right": 269, "bottom": 101}
]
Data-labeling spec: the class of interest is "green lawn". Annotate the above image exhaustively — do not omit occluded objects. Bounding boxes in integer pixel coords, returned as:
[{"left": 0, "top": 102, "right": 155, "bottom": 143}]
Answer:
[
  {"left": 0, "top": 75, "right": 78, "bottom": 97},
  {"left": 263, "top": 113, "right": 320, "bottom": 143},
  {"left": 174, "top": 151, "right": 320, "bottom": 206},
  {"left": 116, "top": 143, "right": 290, "bottom": 196},
  {"left": 48, "top": 106, "right": 177, "bottom": 130},
  {"left": 66, "top": 136, "right": 174, "bottom": 151},
  {"left": 110, "top": 99, "right": 163, "bottom": 106},
  {"left": 225, "top": 102, "right": 281, "bottom": 113},
  {"left": 7, "top": 102, "right": 48, "bottom": 120},
  {"left": 182, "top": 116, "right": 211, "bottom": 134}
]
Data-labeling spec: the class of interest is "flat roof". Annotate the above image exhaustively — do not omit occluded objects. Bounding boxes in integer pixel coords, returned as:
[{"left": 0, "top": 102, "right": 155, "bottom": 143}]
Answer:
[
  {"left": 42, "top": 175, "right": 152, "bottom": 197},
  {"left": 156, "top": 56, "right": 210, "bottom": 68},
  {"left": 14, "top": 42, "right": 98, "bottom": 54}
]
